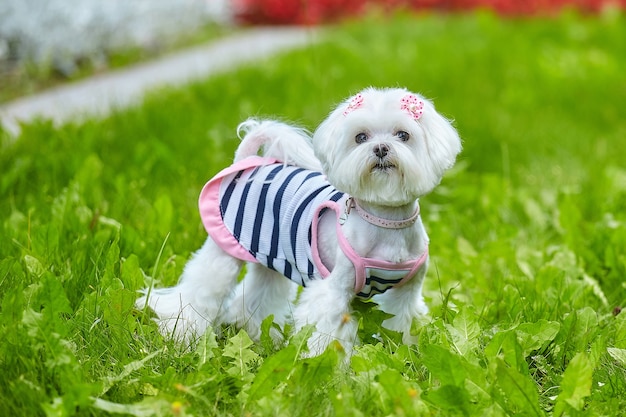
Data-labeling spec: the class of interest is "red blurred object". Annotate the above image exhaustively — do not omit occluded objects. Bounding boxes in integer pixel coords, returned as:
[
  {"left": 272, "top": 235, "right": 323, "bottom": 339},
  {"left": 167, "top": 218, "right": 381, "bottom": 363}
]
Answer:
[
  {"left": 233, "top": 0, "right": 625, "bottom": 25},
  {"left": 233, "top": 0, "right": 367, "bottom": 25}
]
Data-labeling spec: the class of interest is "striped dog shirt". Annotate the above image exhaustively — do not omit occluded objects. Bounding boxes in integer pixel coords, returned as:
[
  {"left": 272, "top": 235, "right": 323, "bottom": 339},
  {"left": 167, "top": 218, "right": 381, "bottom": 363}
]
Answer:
[{"left": 199, "top": 156, "right": 428, "bottom": 299}]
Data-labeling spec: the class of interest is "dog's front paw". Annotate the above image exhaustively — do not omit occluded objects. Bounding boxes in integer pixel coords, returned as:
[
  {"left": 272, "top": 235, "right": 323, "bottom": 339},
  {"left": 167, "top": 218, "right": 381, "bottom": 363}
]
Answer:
[
  {"left": 302, "top": 328, "right": 357, "bottom": 358},
  {"left": 382, "top": 315, "right": 419, "bottom": 345},
  {"left": 294, "top": 312, "right": 359, "bottom": 357}
]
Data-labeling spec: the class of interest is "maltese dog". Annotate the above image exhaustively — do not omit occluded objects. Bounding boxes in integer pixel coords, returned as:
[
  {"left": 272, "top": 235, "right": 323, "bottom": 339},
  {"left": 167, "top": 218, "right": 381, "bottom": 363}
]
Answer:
[{"left": 137, "top": 87, "right": 461, "bottom": 356}]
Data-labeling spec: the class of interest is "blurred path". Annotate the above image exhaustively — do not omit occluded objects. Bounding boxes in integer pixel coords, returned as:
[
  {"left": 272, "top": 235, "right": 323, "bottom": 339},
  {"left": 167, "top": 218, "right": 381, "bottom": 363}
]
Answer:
[{"left": 0, "top": 27, "right": 318, "bottom": 138}]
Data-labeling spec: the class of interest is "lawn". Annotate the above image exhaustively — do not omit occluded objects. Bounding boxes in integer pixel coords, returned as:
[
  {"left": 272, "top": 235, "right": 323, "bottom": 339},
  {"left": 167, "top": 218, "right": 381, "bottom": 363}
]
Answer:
[{"left": 1, "top": 10, "right": 626, "bottom": 416}]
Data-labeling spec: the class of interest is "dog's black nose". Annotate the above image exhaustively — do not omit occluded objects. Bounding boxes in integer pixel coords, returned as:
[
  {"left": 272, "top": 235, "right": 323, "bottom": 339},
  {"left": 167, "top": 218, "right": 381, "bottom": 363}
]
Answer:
[{"left": 374, "top": 143, "right": 389, "bottom": 158}]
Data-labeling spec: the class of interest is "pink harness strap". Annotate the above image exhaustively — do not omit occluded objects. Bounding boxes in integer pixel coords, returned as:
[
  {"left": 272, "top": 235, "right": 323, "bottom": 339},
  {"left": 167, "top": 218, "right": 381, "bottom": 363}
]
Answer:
[{"left": 310, "top": 199, "right": 428, "bottom": 296}]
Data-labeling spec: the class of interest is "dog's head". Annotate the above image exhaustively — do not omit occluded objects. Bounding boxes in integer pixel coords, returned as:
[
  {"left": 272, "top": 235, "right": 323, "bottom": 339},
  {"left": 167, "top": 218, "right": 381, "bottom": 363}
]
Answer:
[{"left": 313, "top": 87, "right": 462, "bottom": 206}]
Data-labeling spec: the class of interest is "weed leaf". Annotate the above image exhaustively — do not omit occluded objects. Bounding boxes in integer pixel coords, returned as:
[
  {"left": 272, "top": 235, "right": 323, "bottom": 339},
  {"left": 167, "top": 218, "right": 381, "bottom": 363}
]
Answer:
[
  {"left": 486, "top": 319, "right": 560, "bottom": 372},
  {"left": 421, "top": 344, "right": 470, "bottom": 387},
  {"left": 607, "top": 347, "right": 626, "bottom": 366},
  {"left": 515, "top": 320, "right": 561, "bottom": 356},
  {"left": 426, "top": 385, "right": 471, "bottom": 415},
  {"left": 247, "top": 344, "right": 297, "bottom": 402},
  {"left": 554, "top": 352, "right": 593, "bottom": 415},
  {"left": 446, "top": 306, "right": 480, "bottom": 356},
  {"left": 99, "top": 349, "right": 164, "bottom": 396},
  {"left": 223, "top": 329, "right": 260, "bottom": 378},
  {"left": 195, "top": 327, "right": 219, "bottom": 366},
  {"left": 90, "top": 396, "right": 172, "bottom": 416},
  {"left": 377, "top": 368, "right": 426, "bottom": 413},
  {"left": 493, "top": 358, "right": 543, "bottom": 416},
  {"left": 485, "top": 329, "right": 527, "bottom": 373}
]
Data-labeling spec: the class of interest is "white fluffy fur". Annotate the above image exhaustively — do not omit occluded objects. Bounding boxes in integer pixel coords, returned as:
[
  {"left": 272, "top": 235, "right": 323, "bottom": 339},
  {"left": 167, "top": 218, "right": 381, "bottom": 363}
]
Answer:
[{"left": 136, "top": 87, "right": 461, "bottom": 356}]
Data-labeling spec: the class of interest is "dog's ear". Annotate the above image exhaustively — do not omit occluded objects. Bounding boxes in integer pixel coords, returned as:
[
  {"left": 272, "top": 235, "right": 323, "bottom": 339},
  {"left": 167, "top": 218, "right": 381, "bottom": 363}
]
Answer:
[
  {"left": 312, "top": 102, "right": 347, "bottom": 174},
  {"left": 418, "top": 99, "right": 462, "bottom": 180}
]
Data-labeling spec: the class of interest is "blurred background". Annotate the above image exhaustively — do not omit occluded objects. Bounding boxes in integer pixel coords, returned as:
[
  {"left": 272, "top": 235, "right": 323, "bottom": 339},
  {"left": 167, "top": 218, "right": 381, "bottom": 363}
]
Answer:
[{"left": 1, "top": 0, "right": 624, "bottom": 103}]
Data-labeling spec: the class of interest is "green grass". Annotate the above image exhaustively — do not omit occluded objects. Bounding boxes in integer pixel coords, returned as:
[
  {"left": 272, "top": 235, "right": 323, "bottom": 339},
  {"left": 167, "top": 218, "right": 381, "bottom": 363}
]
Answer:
[{"left": 2, "top": 10, "right": 626, "bottom": 416}]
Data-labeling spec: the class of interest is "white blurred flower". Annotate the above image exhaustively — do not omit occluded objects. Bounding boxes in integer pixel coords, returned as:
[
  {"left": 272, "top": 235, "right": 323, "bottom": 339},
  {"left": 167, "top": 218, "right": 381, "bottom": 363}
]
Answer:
[{"left": 0, "top": 0, "right": 233, "bottom": 74}]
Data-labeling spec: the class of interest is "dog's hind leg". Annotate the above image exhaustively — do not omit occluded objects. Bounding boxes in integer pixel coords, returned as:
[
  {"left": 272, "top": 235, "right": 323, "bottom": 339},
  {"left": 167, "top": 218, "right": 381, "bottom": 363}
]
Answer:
[
  {"left": 136, "top": 237, "right": 243, "bottom": 342},
  {"left": 223, "top": 263, "right": 297, "bottom": 344}
]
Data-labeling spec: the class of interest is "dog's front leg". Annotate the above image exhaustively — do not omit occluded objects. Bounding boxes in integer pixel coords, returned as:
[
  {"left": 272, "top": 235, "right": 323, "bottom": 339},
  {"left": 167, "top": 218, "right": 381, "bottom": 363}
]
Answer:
[
  {"left": 376, "top": 267, "right": 428, "bottom": 345},
  {"left": 293, "top": 261, "right": 357, "bottom": 357}
]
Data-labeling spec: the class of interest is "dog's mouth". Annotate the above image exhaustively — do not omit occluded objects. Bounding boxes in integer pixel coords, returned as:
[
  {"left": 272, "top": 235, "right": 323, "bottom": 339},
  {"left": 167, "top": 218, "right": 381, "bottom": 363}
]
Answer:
[{"left": 372, "top": 160, "right": 396, "bottom": 172}]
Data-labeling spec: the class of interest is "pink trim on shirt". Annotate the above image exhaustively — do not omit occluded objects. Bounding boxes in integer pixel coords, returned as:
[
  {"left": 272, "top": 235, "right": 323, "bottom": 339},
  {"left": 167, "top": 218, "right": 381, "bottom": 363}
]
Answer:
[
  {"left": 310, "top": 199, "right": 428, "bottom": 294},
  {"left": 198, "top": 156, "right": 278, "bottom": 264},
  {"left": 200, "top": 155, "right": 428, "bottom": 296}
]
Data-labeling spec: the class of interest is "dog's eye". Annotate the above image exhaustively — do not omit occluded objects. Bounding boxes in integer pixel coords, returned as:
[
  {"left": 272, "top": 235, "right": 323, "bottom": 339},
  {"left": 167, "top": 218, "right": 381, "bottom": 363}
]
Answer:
[
  {"left": 396, "top": 131, "right": 410, "bottom": 142},
  {"left": 355, "top": 133, "right": 368, "bottom": 144}
]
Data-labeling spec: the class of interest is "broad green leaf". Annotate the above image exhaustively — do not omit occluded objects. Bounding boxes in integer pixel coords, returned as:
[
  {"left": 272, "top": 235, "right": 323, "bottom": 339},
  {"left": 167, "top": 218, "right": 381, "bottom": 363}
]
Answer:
[
  {"left": 446, "top": 306, "right": 480, "bottom": 357},
  {"left": 352, "top": 343, "right": 405, "bottom": 373},
  {"left": 259, "top": 314, "right": 283, "bottom": 353},
  {"left": 424, "top": 385, "right": 471, "bottom": 415},
  {"left": 554, "top": 352, "right": 593, "bottom": 415},
  {"left": 574, "top": 307, "right": 599, "bottom": 340},
  {"left": 74, "top": 154, "right": 104, "bottom": 204},
  {"left": 21, "top": 308, "right": 44, "bottom": 340},
  {"left": 247, "top": 344, "right": 297, "bottom": 402},
  {"left": 104, "top": 278, "right": 137, "bottom": 338},
  {"left": 120, "top": 254, "right": 145, "bottom": 292},
  {"left": 293, "top": 348, "right": 339, "bottom": 386},
  {"left": 607, "top": 347, "right": 626, "bottom": 366},
  {"left": 485, "top": 329, "right": 527, "bottom": 373},
  {"left": 195, "top": 328, "right": 219, "bottom": 366},
  {"left": 515, "top": 320, "right": 560, "bottom": 356},
  {"left": 223, "top": 330, "right": 260, "bottom": 378},
  {"left": 586, "top": 335, "right": 606, "bottom": 370},
  {"left": 486, "top": 320, "right": 559, "bottom": 373},
  {"left": 288, "top": 324, "right": 314, "bottom": 357},
  {"left": 90, "top": 397, "right": 172, "bottom": 417},
  {"left": 352, "top": 299, "right": 398, "bottom": 346},
  {"left": 613, "top": 312, "right": 626, "bottom": 349},
  {"left": 378, "top": 368, "right": 426, "bottom": 413},
  {"left": 492, "top": 358, "right": 543, "bottom": 417},
  {"left": 21, "top": 306, "right": 78, "bottom": 371},
  {"left": 421, "top": 344, "right": 469, "bottom": 387},
  {"left": 556, "top": 308, "right": 599, "bottom": 359},
  {"left": 39, "top": 273, "right": 73, "bottom": 316},
  {"left": 23, "top": 254, "right": 45, "bottom": 277}
]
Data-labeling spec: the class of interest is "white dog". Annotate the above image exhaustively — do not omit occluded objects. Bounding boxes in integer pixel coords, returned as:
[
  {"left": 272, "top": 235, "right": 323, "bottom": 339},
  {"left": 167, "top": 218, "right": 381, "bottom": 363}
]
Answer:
[{"left": 137, "top": 87, "right": 461, "bottom": 356}]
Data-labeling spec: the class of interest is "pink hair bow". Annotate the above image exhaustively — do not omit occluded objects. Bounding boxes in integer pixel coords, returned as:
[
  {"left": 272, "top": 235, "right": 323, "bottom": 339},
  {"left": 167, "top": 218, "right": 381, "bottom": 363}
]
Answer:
[
  {"left": 401, "top": 94, "right": 424, "bottom": 120},
  {"left": 343, "top": 93, "right": 364, "bottom": 116}
]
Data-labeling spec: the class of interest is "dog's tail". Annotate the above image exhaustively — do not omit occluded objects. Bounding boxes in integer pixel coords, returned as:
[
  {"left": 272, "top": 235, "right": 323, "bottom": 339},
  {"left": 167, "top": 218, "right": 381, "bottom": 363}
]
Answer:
[{"left": 235, "top": 119, "right": 322, "bottom": 171}]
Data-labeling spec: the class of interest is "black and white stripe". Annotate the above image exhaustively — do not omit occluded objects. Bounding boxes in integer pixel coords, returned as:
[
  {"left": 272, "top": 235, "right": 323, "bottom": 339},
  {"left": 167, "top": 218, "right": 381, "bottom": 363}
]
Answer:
[{"left": 218, "top": 163, "right": 343, "bottom": 286}]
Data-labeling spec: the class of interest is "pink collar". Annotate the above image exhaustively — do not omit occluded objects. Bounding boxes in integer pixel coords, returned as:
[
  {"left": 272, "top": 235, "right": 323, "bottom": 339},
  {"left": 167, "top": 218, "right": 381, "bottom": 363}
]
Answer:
[{"left": 346, "top": 197, "right": 420, "bottom": 229}]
